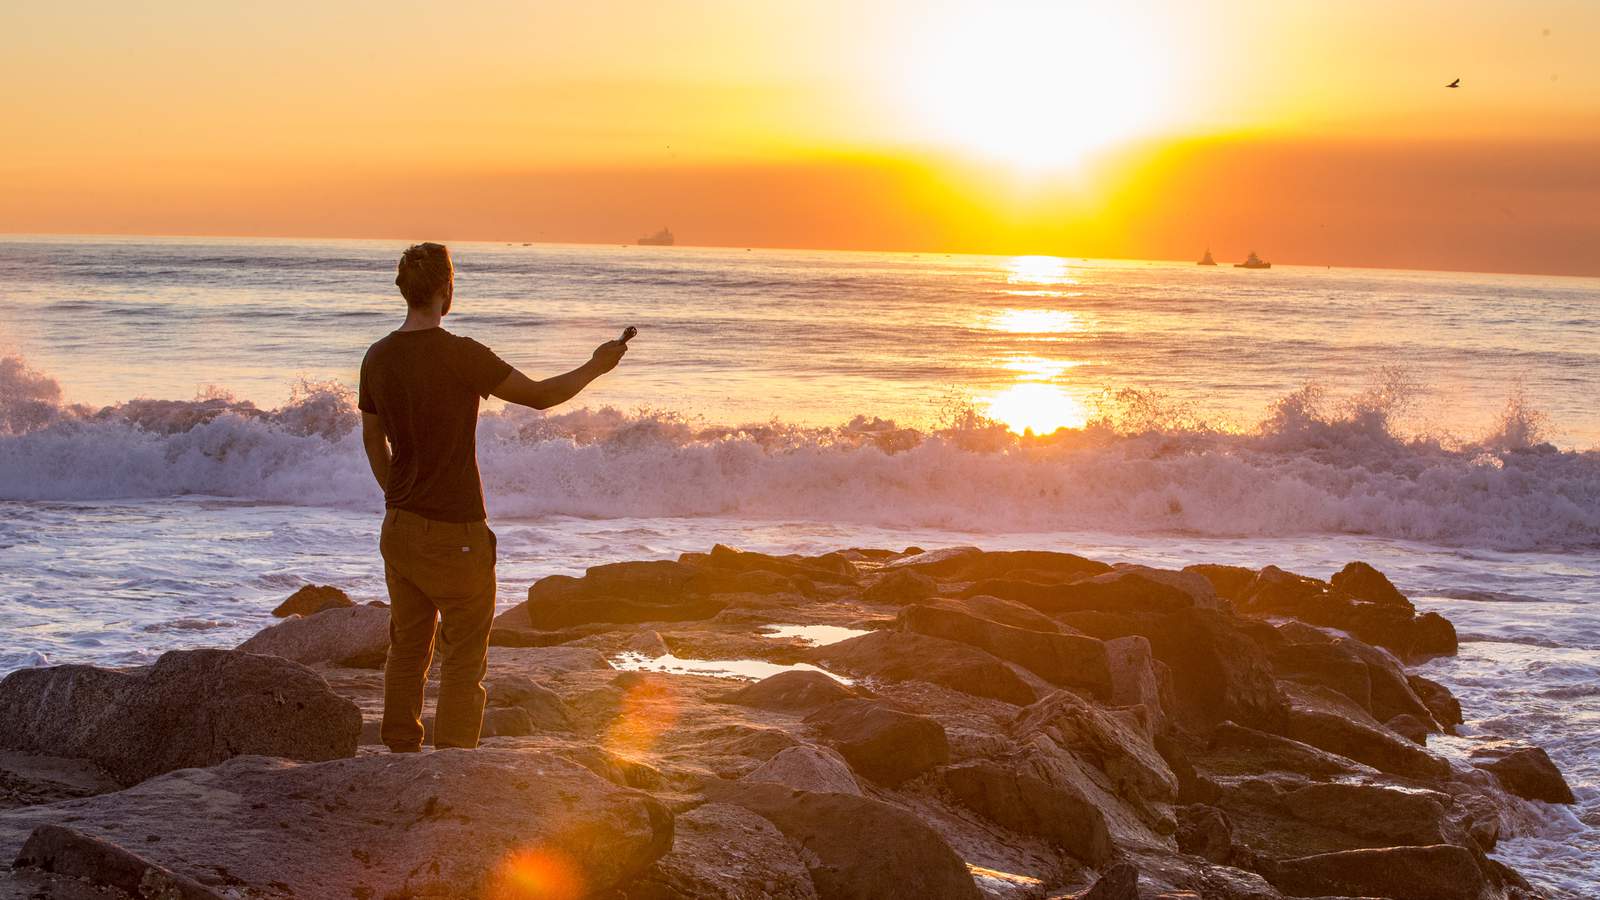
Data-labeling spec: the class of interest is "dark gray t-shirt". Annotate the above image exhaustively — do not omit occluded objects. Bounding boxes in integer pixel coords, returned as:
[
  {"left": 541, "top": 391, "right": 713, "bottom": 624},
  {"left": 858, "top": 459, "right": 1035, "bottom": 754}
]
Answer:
[{"left": 358, "top": 328, "right": 512, "bottom": 522}]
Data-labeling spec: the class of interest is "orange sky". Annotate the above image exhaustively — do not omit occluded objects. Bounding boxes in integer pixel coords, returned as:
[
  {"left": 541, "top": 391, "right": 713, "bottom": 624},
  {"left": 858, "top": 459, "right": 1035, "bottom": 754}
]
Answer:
[{"left": 3, "top": 1, "right": 1597, "bottom": 274}]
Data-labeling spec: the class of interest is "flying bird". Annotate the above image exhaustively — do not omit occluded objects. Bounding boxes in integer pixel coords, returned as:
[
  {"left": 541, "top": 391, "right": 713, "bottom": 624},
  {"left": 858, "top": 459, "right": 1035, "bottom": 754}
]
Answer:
[{"left": 1446, "top": 78, "right": 1460, "bottom": 88}]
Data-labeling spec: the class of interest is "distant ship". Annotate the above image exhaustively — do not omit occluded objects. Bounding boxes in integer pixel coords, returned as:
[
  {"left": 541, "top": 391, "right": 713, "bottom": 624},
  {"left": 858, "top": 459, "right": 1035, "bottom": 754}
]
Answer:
[
  {"left": 1198, "top": 248, "right": 1217, "bottom": 266},
  {"left": 1235, "top": 251, "right": 1271, "bottom": 269},
  {"left": 636, "top": 227, "right": 674, "bottom": 246}
]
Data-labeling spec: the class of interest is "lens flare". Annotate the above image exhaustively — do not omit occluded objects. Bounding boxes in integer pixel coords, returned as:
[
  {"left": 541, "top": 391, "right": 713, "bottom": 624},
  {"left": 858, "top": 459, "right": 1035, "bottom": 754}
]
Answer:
[
  {"left": 486, "top": 848, "right": 584, "bottom": 900},
  {"left": 604, "top": 675, "right": 681, "bottom": 757}
]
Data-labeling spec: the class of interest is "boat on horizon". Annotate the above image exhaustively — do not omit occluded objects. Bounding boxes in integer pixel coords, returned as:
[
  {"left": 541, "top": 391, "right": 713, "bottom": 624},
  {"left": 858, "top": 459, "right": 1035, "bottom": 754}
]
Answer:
[
  {"left": 1235, "top": 251, "right": 1271, "bottom": 269},
  {"left": 637, "top": 227, "right": 674, "bottom": 246},
  {"left": 1198, "top": 248, "right": 1217, "bottom": 266}
]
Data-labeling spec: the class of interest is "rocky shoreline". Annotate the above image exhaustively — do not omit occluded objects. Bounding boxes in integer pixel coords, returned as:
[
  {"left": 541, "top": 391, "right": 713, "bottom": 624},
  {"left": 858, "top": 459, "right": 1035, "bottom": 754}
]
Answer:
[{"left": 0, "top": 545, "right": 1576, "bottom": 899}]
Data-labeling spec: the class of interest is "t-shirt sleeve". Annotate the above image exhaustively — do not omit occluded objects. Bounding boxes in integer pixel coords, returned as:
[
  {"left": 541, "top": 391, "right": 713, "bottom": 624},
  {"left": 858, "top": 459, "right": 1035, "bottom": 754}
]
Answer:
[
  {"left": 457, "top": 337, "right": 515, "bottom": 399},
  {"left": 356, "top": 350, "right": 377, "bottom": 414}
]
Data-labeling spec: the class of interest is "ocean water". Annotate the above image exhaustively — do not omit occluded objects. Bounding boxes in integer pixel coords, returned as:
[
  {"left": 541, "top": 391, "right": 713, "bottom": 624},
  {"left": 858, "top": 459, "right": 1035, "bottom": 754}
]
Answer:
[{"left": 1, "top": 236, "right": 1598, "bottom": 895}]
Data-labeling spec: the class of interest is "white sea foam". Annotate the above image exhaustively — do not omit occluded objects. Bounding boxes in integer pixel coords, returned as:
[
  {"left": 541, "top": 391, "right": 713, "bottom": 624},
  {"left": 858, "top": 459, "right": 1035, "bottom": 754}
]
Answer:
[{"left": 3, "top": 354, "right": 1596, "bottom": 551}]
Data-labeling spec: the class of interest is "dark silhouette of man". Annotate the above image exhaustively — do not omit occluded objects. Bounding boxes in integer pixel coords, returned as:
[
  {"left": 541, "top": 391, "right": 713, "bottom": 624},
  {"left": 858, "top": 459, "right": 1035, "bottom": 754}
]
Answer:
[{"left": 358, "top": 242, "right": 627, "bottom": 752}]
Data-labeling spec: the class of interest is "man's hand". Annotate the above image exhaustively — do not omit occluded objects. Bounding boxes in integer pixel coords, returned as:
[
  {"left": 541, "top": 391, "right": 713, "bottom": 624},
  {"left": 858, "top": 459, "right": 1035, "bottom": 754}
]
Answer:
[
  {"left": 589, "top": 339, "right": 628, "bottom": 375},
  {"left": 491, "top": 335, "right": 630, "bottom": 411}
]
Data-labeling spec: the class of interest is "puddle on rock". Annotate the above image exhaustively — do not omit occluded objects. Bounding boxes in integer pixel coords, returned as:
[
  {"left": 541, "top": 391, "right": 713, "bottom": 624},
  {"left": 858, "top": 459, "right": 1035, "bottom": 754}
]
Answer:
[
  {"left": 758, "top": 624, "right": 871, "bottom": 646},
  {"left": 612, "top": 651, "right": 852, "bottom": 683}
]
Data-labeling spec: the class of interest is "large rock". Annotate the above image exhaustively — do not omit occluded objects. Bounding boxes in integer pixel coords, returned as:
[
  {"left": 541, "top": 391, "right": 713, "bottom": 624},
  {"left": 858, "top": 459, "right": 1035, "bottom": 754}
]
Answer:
[
  {"left": 270, "top": 583, "right": 354, "bottom": 617},
  {"left": 941, "top": 759, "right": 1113, "bottom": 864},
  {"left": 742, "top": 745, "right": 863, "bottom": 795},
  {"left": 522, "top": 562, "right": 731, "bottom": 628},
  {"left": 1281, "top": 781, "right": 1453, "bottom": 845},
  {"left": 1473, "top": 745, "right": 1575, "bottom": 804},
  {"left": 1015, "top": 690, "right": 1179, "bottom": 820},
  {"left": 485, "top": 673, "right": 575, "bottom": 730},
  {"left": 1408, "top": 675, "right": 1464, "bottom": 733},
  {"left": 237, "top": 604, "right": 390, "bottom": 668},
  {"left": 1240, "top": 565, "right": 1456, "bottom": 660},
  {"left": 802, "top": 700, "right": 949, "bottom": 786},
  {"left": 1266, "top": 844, "right": 1485, "bottom": 900},
  {"left": 718, "top": 782, "right": 982, "bottom": 900},
  {"left": 688, "top": 544, "right": 861, "bottom": 585},
  {"left": 1280, "top": 683, "right": 1449, "bottom": 780},
  {"left": 0, "top": 750, "right": 673, "bottom": 898},
  {"left": 1140, "top": 609, "right": 1288, "bottom": 734},
  {"left": 861, "top": 569, "right": 937, "bottom": 605},
  {"left": 881, "top": 548, "right": 1115, "bottom": 588},
  {"left": 721, "top": 670, "right": 863, "bottom": 712},
  {"left": 896, "top": 602, "right": 1111, "bottom": 697},
  {"left": 961, "top": 567, "right": 1205, "bottom": 617},
  {"left": 933, "top": 593, "right": 1065, "bottom": 633},
  {"left": 1104, "top": 635, "right": 1165, "bottom": 730},
  {"left": 0, "top": 649, "right": 360, "bottom": 785},
  {"left": 623, "top": 802, "right": 818, "bottom": 900},
  {"left": 1330, "top": 561, "right": 1412, "bottom": 608},
  {"left": 809, "top": 631, "right": 1038, "bottom": 706}
]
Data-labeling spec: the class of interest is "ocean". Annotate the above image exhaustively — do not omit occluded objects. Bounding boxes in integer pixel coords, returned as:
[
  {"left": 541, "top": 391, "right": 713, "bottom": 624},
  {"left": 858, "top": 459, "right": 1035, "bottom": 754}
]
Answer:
[{"left": 1, "top": 235, "right": 1598, "bottom": 895}]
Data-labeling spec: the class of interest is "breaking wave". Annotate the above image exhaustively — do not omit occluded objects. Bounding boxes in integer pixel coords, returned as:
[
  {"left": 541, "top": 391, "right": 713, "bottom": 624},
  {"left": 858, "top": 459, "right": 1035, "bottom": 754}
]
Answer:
[{"left": 2, "top": 355, "right": 1597, "bottom": 551}]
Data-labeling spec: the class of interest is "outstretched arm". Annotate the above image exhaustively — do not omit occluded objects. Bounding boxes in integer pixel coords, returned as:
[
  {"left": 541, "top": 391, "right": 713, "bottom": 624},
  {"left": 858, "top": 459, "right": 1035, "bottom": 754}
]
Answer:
[
  {"left": 361, "top": 412, "right": 391, "bottom": 489},
  {"left": 491, "top": 340, "right": 628, "bottom": 411}
]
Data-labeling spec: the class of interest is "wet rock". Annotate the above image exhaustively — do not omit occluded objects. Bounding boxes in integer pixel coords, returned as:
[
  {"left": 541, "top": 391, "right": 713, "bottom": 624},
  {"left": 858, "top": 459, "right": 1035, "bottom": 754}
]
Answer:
[
  {"left": 485, "top": 673, "right": 574, "bottom": 730},
  {"left": 1265, "top": 844, "right": 1485, "bottom": 900},
  {"left": 941, "top": 759, "right": 1114, "bottom": 865},
  {"left": 718, "top": 782, "right": 982, "bottom": 900},
  {"left": 270, "top": 583, "right": 353, "bottom": 618},
  {"left": 1182, "top": 564, "right": 1257, "bottom": 603},
  {"left": 1472, "top": 745, "right": 1575, "bottom": 804},
  {"left": 0, "top": 649, "right": 359, "bottom": 786},
  {"left": 1240, "top": 566, "right": 1456, "bottom": 660},
  {"left": 1205, "top": 722, "right": 1367, "bottom": 780},
  {"left": 1387, "top": 713, "right": 1430, "bottom": 744},
  {"left": 1281, "top": 683, "right": 1449, "bottom": 780},
  {"left": 1408, "top": 675, "right": 1464, "bottom": 733},
  {"left": 964, "top": 567, "right": 1206, "bottom": 618},
  {"left": 896, "top": 602, "right": 1111, "bottom": 697},
  {"left": 1330, "top": 561, "right": 1412, "bottom": 608},
  {"left": 0, "top": 750, "right": 673, "bottom": 898},
  {"left": 622, "top": 629, "right": 673, "bottom": 657},
  {"left": 1270, "top": 639, "right": 1373, "bottom": 710},
  {"left": 861, "top": 569, "right": 937, "bottom": 605},
  {"left": 809, "top": 631, "right": 1038, "bottom": 706},
  {"left": 742, "top": 745, "right": 862, "bottom": 796},
  {"left": 523, "top": 563, "right": 730, "bottom": 628},
  {"left": 1282, "top": 781, "right": 1452, "bottom": 845},
  {"left": 692, "top": 544, "right": 860, "bottom": 584},
  {"left": 237, "top": 604, "right": 390, "bottom": 668},
  {"left": 622, "top": 802, "right": 818, "bottom": 900},
  {"left": 12, "top": 824, "right": 223, "bottom": 900},
  {"left": 803, "top": 699, "right": 949, "bottom": 786},
  {"left": 721, "top": 670, "right": 863, "bottom": 712},
  {"left": 879, "top": 545, "right": 983, "bottom": 576}
]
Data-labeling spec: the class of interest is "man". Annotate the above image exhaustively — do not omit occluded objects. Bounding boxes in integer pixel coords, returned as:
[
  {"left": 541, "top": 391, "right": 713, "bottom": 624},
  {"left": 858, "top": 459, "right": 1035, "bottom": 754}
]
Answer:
[{"left": 358, "top": 242, "right": 627, "bottom": 752}]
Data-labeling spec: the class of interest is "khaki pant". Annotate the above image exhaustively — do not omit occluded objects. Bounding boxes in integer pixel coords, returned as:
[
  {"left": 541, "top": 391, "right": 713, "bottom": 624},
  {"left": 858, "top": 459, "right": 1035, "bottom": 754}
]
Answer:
[{"left": 378, "top": 507, "right": 497, "bottom": 752}]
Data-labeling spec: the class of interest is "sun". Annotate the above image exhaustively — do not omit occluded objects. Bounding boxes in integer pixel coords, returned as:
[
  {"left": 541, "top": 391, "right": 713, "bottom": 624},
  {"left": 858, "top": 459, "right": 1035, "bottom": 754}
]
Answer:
[{"left": 899, "top": 5, "right": 1168, "bottom": 172}]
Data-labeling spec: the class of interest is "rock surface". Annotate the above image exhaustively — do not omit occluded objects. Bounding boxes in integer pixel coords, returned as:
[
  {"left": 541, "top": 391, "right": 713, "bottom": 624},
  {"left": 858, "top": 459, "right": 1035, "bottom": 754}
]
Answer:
[
  {"left": 270, "top": 583, "right": 354, "bottom": 617},
  {"left": 237, "top": 603, "right": 391, "bottom": 667},
  {"left": 0, "top": 750, "right": 673, "bottom": 899},
  {"left": 0, "top": 545, "right": 1560, "bottom": 900},
  {"left": 1473, "top": 744, "right": 1576, "bottom": 804},
  {"left": 0, "top": 649, "right": 359, "bottom": 785}
]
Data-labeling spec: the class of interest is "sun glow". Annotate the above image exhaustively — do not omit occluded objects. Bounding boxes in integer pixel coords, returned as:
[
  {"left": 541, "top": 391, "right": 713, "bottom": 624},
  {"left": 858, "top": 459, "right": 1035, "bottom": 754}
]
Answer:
[
  {"left": 901, "top": 5, "right": 1170, "bottom": 171},
  {"left": 985, "top": 382, "right": 1089, "bottom": 434}
]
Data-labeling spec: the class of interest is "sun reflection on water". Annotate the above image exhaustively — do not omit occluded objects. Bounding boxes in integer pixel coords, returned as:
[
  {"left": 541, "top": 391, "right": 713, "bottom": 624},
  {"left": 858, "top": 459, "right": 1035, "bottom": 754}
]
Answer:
[
  {"left": 983, "top": 308, "right": 1083, "bottom": 334},
  {"left": 984, "top": 382, "right": 1089, "bottom": 434},
  {"left": 1005, "top": 255, "right": 1076, "bottom": 286}
]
